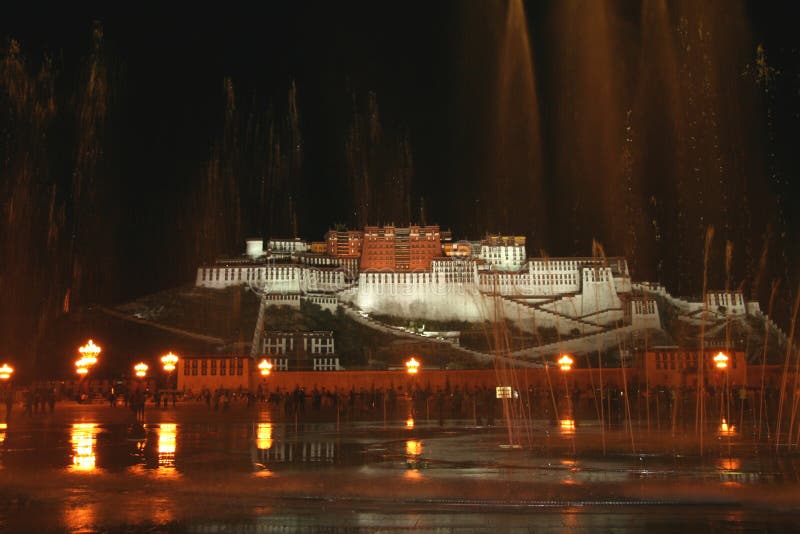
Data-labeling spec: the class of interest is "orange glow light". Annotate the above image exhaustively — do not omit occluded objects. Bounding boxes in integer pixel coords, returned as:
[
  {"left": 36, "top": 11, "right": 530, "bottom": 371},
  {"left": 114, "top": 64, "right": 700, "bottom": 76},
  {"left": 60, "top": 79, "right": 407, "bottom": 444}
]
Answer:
[
  {"left": 257, "top": 422, "right": 273, "bottom": 450},
  {"left": 78, "top": 340, "right": 101, "bottom": 366},
  {"left": 0, "top": 363, "right": 13, "bottom": 380},
  {"left": 714, "top": 352, "right": 729, "bottom": 370},
  {"left": 161, "top": 352, "right": 179, "bottom": 372},
  {"left": 405, "top": 357, "right": 420, "bottom": 375},
  {"left": 560, "top": 419, "right": 576, "bottom": 436},
  {"left": 558, "top": 354, "right": 574, "bottom": 372},
  {"left": 258, "top": 359, "right": 273, "bottom": 377},
  {"left": 719, "top": 418, "right": 736, "bottom": 436},
  {"left": 134, "top": 362, "right": 148, "bottom": 378}
]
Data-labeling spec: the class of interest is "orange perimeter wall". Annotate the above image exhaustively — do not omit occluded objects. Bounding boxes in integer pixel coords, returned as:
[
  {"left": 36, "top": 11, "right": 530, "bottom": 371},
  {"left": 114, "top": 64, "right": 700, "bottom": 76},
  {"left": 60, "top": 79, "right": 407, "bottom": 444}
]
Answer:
[{"left": 251, "top": 365, "right": 783, "bottom": 392}]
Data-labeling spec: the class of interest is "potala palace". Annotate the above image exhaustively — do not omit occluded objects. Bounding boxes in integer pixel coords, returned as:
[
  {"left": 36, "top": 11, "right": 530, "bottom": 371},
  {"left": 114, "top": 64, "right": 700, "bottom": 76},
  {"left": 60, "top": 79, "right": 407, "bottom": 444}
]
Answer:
[{"left": 195, "top": 225, "right": 761, "bottom": 360}]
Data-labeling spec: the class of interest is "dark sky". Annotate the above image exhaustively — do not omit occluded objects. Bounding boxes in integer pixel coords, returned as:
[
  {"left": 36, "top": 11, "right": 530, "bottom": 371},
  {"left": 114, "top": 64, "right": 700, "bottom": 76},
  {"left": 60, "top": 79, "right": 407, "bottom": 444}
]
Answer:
[{"left": 1, "top": 2, "right": 799, "bottom": 366}]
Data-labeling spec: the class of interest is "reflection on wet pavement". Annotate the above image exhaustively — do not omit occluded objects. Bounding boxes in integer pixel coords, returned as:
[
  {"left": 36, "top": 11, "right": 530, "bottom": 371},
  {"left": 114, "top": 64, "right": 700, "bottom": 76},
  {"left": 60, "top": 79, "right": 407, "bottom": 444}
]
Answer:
[
  {"left": 70, "top": 423, "right": 98, "bottom": 472},
  {"left": 1, "top": 409, "right": 800, "bottom": 531},
  {"left": 560, "top": 418, "right": 576, "bottom": 436},
  {"left": 256, "top": 422, "right": 272, "bottom": 450}
]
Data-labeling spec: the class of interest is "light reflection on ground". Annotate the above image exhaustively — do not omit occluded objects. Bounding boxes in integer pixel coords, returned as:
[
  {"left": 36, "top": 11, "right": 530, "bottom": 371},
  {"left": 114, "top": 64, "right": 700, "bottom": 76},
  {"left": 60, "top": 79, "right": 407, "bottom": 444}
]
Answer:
[
  {"left": 70, "top": 423, "right": 98, "bottom": 472},
  {"left": 1, "top": 404, "right": 800, "bottom": 531}
]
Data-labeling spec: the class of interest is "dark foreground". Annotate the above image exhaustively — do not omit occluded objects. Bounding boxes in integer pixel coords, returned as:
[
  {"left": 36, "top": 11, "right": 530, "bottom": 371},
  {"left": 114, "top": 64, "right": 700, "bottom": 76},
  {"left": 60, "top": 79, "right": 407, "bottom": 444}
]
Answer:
[{"left": 2, "top": 401, "right": 800, "bottom": 532}]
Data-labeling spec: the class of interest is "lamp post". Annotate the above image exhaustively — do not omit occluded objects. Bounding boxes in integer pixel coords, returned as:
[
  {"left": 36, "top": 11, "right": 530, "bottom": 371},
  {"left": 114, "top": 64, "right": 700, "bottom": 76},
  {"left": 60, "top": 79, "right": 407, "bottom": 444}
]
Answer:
[
  {"left": 131, "top": 362, "right": 149, "bottom": 421},
  {"left": 714, "top": 351, "right": 730, "bottom": 427},
  {"left": 161, "top": 352, "right": 179, "bottom": 408},
  {"left": 1, "top": 363, "right": 13, "bottom": 421},
  {"left": 76, "top": 340, "right": 101, "bottom": 402},
  {"left": 558, "top": 354, "right": 574, "bottom": 418},
  {"left": 161, "top": 352, "right": 179, "bottom": 387},
  {"left": 405, "top": 357, "right": 421, "bottom": 419}
]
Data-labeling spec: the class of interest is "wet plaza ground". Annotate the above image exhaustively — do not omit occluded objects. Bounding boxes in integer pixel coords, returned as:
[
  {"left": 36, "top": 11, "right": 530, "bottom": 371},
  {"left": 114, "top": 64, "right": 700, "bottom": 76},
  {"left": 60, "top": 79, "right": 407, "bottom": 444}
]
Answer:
[{"left": 2, "top": 400, "right": 800, "bottom": 532}]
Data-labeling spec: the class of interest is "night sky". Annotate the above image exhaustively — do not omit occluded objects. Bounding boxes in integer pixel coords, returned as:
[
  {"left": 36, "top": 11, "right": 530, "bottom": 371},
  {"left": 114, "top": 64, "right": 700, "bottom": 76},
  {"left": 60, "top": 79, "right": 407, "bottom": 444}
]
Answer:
[{"left": 1, "top": 2, "right": 799, "bottom": 368}]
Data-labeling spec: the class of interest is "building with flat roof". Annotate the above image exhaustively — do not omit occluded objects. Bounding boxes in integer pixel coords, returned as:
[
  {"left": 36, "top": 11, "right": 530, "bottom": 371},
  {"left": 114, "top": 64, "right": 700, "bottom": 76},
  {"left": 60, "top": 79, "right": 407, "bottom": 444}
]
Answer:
[
  {"left": 177, "top": 355, "right": 252, "bottom": 393},
  {"left": 360, "top": 225, "right": 441, "bottom": 271},
  {"left": 256, "top": 330, "right": 340, "bottom": 371},
  {"left": 325, "top": 229, "right": 363, "bottom": 258},
  {"left": 638, "top": 348, "right": 747, "bottom": 387}
]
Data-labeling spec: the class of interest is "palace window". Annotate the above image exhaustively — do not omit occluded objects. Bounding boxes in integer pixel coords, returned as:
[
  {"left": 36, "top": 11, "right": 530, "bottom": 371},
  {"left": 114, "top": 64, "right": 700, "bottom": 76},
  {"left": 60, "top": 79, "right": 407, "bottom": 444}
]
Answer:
[
  {"left": 210, "top": 359, "right": 217, "bottom": 376},
  {"left": 201, "top": 360, "right": 208, "bottom": 376},
  {"left": 191, "top": 360, "right": 198, "bottom": 376},
  {"left": 220, "top": 359, "right": 226, "bottom": 376}
]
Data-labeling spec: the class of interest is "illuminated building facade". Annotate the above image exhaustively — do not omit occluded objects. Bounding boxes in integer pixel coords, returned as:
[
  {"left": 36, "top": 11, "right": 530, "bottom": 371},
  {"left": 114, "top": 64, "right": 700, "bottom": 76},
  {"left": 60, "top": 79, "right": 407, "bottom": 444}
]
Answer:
[
  {"left": 360, "top": 225, "right": 441, "bottom": 271},
  {"left": 639, "top": 348, "right": 747, "bottom": 387}
]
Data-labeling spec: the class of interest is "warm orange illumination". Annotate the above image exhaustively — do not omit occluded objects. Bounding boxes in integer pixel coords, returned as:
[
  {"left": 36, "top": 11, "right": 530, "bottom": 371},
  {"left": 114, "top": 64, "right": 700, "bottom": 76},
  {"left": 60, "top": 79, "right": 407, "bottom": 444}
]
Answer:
[
  {"left": 719, "top": 418, "right": 736, "bottom": 436},
  {"left": 717, "top": 458, "right": 741, "bottom": 471},
  {"left": 406, "top": 440, "right": 422, "bottom": 456},
  {"left": 406, "top": 417, "right": 415, "bottom": 429},
  {"left": 161, "top": 352, "right": 179, "bottom": 372},
  {"left": 71, "top": 423, "right": 98, "bottom": 472},
  {"left": 258, "top": 359, "right": 273, "bottom": 377},
  {"left": 257, "top": 422, "right": 273, "bottom": 450},
  {"left": 134, "top": 362, "right": 148, "bottom": 378},
  {"left": 75, "top": 340, "right": 100, "bottom": 376},
  {"left": 558, "top": 354, "right": 574, "bottom": 372},
  {"left": 159, "top": 424, "right": 177, "bottom": 455},
  {"left": 78, "top": 339, "right": 101, "bottom": 366},
  {"left": 405, "top": 357, "right": 420, "bottom": 375},
  {"left": 714, "top": 351, "right": 729, "bottom": 370},
  {"left": 560, "top": 419, "right": 576, "bottom": 436},
  {"left": 158, "top": 424, "right": 177, "bottom": 474},
  {"left": 0, "top": 363, "right": 13, "bottom": 380}
]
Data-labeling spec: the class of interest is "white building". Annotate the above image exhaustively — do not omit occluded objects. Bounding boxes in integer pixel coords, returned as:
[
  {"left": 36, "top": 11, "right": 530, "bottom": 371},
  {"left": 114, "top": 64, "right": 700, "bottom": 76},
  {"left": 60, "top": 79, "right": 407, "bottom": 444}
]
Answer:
[
  {"left": 478, "top": 235, "right": 527, "bottom": 271},
  {"left": 257, "top": 331, "right": 340, "bottom": 371},
  {"left": 706, "top": 290, "right": 746, "bottom": 316},
  {"left": 195, "top": 240, "right": 651, "bottom": 339},
  {"left": 269, "top": 238, "right": 309, "bottom": 254}
]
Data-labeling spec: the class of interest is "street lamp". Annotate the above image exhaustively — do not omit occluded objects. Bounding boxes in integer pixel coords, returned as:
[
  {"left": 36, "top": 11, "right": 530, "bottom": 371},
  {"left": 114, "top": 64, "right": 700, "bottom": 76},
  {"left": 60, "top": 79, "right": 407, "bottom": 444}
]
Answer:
[
  {"left": 0, "top": 364, "right": 13, "bottom": 381},
  {"left": 79, "top": 339, "right": 101, "bottom": 366},
  {"left": 405, "top": 357, "right": 420, "bottom": 375},
  {"left": 713, "top": 351, "right": 730, "bottom": 428},
  {"left": 76, "top": 340, "right": 101, "bottom": 400},
  {"left": 161, "top": 352, "right": 179, "bottom": 391},
  {"left": 258, "top": 359, "right": 273, "bottom": 377},
  {"left": 161, "top": 352, "right": 178, "bottom": 372},
  {"left": 558, "top": 354, "right": 575, "bottom": 422},
  {"left": 134, "top": 362, "right": 148, "bottom": 378},
  {"left": 0, "top": 364, "right": 13, "bottom": 420}
]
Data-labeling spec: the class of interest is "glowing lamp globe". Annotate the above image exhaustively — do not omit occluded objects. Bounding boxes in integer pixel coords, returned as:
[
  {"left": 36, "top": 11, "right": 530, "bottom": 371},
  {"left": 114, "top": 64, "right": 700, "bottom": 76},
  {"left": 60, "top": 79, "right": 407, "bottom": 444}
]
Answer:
[
  {"left": 0, "top": 363, "right": 14, "bottom": 380},
  {"left": 558, "top": 354, "right": 574, "bottom": 372},
  {"left": 79, "top": 340, "right": 101, "bottom": 366},
  {"left": 714, "top": 352, "right": 729, "bottom": 370},
  {"left": 405, "top": 357, "right": 420, "bottom": 375},
  {"left": 258, "top": 359, "right": 273, "bottom": 377},
  {"left": 134, "top": 362, "right": 149, "bottom": 378},
  {"left": 161, "top": 352, "right": 179, "bottom": 372}
]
